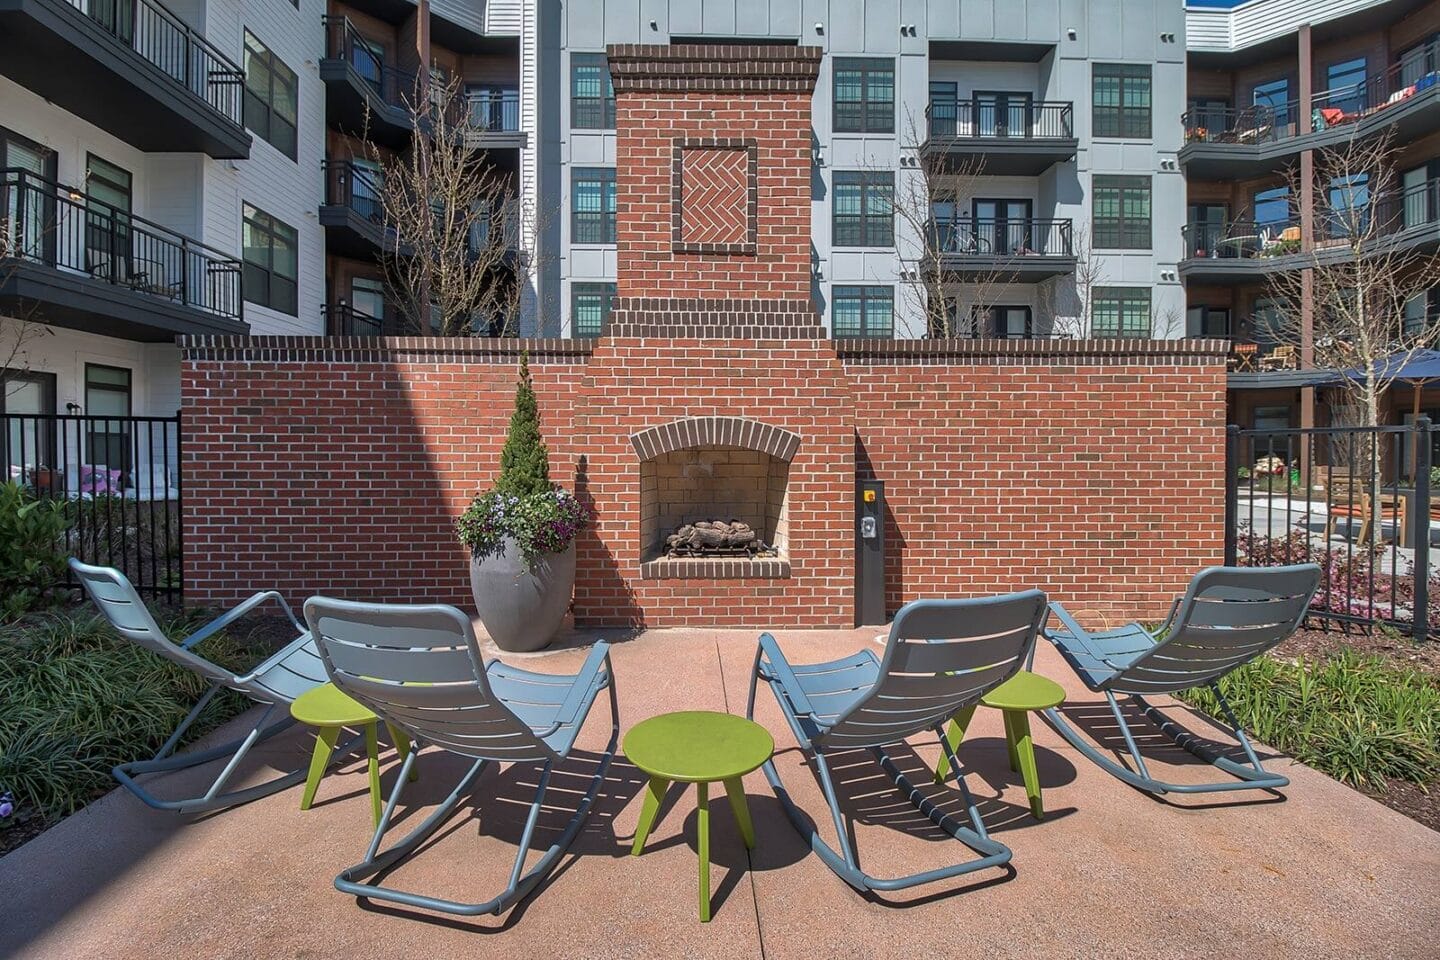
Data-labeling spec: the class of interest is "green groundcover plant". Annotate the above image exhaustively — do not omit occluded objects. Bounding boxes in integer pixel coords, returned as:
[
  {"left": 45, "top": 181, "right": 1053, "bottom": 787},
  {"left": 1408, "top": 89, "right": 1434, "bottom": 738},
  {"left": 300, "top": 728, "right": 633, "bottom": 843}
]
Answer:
[
  {"left": 0, "top": 611, "right": 271, "bottom": 824},
  {"left": 457, "top": 353, "right": 591, "bottom": 569},
  {"left": 1182, "top": 649, "right": 1440, "bottom": 791}
]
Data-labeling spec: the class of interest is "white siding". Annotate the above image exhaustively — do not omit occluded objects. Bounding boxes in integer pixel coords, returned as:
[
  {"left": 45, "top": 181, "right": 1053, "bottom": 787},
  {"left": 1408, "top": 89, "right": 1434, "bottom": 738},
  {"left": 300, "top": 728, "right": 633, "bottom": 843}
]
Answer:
[
  {"left": 1185, "top": 0, "right": 1395, "bottom": 54},
  {"left": 485, "top": 0, "right": 526, "bottom": 35}
]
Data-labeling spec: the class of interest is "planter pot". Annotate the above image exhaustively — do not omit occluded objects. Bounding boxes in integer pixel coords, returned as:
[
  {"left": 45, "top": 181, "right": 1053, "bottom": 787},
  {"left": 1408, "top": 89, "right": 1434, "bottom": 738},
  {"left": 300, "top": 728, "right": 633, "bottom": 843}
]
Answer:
[{"left": 469, "top": 538, "right": 576, "bottom": 652}]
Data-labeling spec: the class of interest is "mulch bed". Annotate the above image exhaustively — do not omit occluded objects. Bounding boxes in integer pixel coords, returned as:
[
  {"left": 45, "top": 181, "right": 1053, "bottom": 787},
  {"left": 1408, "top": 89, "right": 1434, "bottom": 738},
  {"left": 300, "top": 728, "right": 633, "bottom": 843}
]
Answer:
[{"left": 1273, "top": 625, "right": 1439, "bottom": 832}]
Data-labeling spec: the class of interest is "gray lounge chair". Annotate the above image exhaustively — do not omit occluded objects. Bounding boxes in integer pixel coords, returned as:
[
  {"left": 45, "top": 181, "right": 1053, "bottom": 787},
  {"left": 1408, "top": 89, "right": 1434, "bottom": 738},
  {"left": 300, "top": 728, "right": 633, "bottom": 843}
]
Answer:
[
  {"left": 747, "top": 591, "right": 1047, "bottom": 892},
  {"left": 303, "top": 597, "right": 618, "bottom": 917},
  {"left": 69, "top": 559, "right": 333, "bottom": 813},
  {"left": 1042, "top": 563, "right": 1321, "bottom": 796}
]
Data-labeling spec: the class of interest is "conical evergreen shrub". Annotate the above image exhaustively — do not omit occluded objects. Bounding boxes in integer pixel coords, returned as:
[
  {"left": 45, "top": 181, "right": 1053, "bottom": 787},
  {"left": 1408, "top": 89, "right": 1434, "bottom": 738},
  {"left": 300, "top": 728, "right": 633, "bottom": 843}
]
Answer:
[{"left": 494, "top": 352, "right": 551, "bottom": 498}]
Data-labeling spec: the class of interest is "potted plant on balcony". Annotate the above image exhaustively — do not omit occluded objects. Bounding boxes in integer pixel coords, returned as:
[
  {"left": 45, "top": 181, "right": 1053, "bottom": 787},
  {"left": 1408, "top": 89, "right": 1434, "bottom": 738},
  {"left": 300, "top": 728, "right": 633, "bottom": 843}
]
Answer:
[{"left": 456, "top": 353, "right": 591, "bottom": 652}]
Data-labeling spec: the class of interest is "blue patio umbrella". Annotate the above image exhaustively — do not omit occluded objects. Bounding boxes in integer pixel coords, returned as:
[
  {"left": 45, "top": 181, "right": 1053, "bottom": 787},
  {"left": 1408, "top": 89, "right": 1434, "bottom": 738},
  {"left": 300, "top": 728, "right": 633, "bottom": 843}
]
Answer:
[{"left": 1324, "top": 349, "right": 1440, "bottom": 474}]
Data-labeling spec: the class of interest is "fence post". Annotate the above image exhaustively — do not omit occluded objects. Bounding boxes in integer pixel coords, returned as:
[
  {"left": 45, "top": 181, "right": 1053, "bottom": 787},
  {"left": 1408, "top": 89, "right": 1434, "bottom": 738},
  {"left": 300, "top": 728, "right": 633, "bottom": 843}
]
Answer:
[
  {"left": 1414, "top": 416, "right": 1431, "bottom": 642},
  {"left": 1225, "top": 424, "right": 1240, "bottom": 567}
]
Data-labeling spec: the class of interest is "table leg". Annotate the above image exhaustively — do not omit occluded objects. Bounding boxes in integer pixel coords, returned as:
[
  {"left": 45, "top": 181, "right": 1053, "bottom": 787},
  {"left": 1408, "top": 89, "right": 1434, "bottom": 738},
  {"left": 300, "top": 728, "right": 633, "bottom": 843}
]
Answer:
[
  {"left": 365, "top": 722, "right": 382, "bottom": 827},
  {"left": 300, "top": 725, "right": 340, "bottom": 811},
  {"left": 630, "top": 775, "right": 669, "bottom": 856},
  {"left": 933, "top": 704, "right": 977, "bottom": 783},
  {"left": 723, "top": 777, "right": 755, "bottom": 849},
  {"left": 697, "top": 781, "right": 710, "bottom": 923},
  {"left": 1002, "top": 711, "right": 1020, "bottom": 773},
  {"left": 384, "top": 722, "right": 418, "bottom": 782},
  {"left": 1009, "top": 710, "right": 1044, "bottom": 820}
]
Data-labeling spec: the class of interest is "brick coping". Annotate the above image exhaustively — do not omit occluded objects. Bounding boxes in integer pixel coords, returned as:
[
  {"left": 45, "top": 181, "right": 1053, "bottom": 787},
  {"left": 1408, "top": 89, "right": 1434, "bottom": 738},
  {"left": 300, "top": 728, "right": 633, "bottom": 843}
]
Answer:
[{"left": 179, "top": 335, "right": 1229, "bottom": 365}]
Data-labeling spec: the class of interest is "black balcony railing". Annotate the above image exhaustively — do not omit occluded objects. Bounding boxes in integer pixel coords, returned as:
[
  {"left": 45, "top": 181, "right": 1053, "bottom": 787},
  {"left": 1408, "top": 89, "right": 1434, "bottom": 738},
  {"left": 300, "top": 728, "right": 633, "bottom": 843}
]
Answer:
[
  {"left": 464, "top": 90, "right": 521, "bottom": 133},
  {"left": 931, "top": 217, "right": 1074, "bottom": 257},
  {"left": 323, "top": 302, "right": 388, "bottom": 336},
  {"left": 1182, "top": 102, "right": 1300, "bottom": 145},
  {"left": 61, "top": 0, "right": 245, "bottom": 125},
  {"left": 1370, "top": 177, "right": 1440, "bottom": 235},
  {"left": 323, "top": 15, "right": 421, "bottom": 110},
  {"left": 0, "top": 167, "right": 242, "bottom": 320},
  {"left": 926, "top": 98, "right": 1074, "bottom": 140},
  {"left": 1181, "top": 218, "right": 1301, "bottom": 260},
  {"left": 322, "top": 159, "right": 384, "bottom": 224}
]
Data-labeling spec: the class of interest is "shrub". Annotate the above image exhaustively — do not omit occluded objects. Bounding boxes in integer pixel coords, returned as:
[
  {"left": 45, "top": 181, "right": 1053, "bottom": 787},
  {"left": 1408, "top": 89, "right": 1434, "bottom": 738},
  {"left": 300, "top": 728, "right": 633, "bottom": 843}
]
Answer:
[
  {"left": 0, "top": 481, "right": 70, "bottom": 622},
  {"left": 457, "top": 353, "right": 590, "bottom": 570},
  {"left": 1181, "top": 650, "right": 1440, "bottom": 791}
]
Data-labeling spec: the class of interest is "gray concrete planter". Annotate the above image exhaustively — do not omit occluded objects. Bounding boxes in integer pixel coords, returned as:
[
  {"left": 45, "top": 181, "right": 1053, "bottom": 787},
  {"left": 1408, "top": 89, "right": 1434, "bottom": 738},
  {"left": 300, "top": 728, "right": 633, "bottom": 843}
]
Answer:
[{"left": 469, "top": 538, "right": 576, "bottom": 652}]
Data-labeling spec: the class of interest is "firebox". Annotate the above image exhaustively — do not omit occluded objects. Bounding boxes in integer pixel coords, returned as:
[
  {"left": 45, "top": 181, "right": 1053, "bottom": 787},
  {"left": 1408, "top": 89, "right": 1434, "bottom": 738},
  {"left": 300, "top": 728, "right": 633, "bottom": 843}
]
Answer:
[{"left": 631, "top": 416, "right": 799, "bottom": 580}]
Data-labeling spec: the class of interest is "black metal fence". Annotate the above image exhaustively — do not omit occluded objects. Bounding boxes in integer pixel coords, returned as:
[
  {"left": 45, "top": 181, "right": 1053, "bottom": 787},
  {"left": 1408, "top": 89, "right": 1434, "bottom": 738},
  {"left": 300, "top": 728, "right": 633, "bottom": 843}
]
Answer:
[
  {"left": 3, "top": 413, "right": 182, "bottom": 601},
  {"left": 931, "top": 216, "right": 1075, "bottom": 257},
  {"left": 926, "top": 98, "right": 1074, "bottom": 140},
  {"left": 1224, "top": 421, "right": 1436, "bottom": 640}
]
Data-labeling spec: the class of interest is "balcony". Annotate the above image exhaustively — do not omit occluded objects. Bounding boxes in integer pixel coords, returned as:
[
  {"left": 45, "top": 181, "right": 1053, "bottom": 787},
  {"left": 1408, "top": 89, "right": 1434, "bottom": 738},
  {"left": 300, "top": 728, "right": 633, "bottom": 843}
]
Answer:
[
  {"left": 319, "top": 160, "right": 394, "bottom": 258},
  {"left": 0, "top": 0, "right": 249, "bottom": 158},
  {"left": 1179, "top": 219, "right": 1303, "bottom": 284},
  {"left": 0, "top": 168, "right": 246, "bottom": 341},
  {"left": 1181, "top": 45, "right": 1440, "bottom": 179},
  {"left": 920, "top": 99, "right": 1076, "bottom": 175},
  {"left": 930, "top": 217, "right": 1076, "bottom": 282},
  {"left": 324, "top": 302, "right": 397, "bottom": 337},
  {"left": 320, "top": 16, "right": 525, "bottom": 152}
]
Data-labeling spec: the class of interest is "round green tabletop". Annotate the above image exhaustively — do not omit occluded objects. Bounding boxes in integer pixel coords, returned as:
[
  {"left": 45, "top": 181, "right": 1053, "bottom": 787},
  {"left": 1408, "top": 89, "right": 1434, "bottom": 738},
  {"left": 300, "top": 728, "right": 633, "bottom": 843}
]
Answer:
[
  {"left": 290, "top": 681, "right": 377, "bottom": 728},
  {"left": 980, "top": 671, "right": 1066, "bottom": 712},
  {"left": 623, "top": 711, "right": 774, "bottom": 783}
]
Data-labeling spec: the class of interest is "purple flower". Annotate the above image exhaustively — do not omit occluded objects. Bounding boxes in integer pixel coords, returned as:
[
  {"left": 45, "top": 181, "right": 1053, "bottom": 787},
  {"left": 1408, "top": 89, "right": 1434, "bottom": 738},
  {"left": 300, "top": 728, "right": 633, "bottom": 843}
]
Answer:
[{"left": 0, "top": 793, "right": 13, "bottom": 819}]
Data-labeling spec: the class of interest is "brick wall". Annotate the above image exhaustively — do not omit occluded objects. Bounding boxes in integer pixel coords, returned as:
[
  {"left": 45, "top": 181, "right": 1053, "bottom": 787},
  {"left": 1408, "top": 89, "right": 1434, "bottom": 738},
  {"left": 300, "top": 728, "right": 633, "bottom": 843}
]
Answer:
[{"left": 180, "top": 336, "right": 1226, "bottom": 628}]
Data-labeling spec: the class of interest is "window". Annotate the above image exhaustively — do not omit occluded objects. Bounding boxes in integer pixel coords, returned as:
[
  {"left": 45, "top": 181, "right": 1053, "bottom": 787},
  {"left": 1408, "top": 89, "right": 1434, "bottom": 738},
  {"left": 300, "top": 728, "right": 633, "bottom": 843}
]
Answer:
[
  {"left": 571, "top": 53, "right": 615, "bottom": 129},
  {"left": 1186, "top": 97, "right": 1230, "bottom": 133},
  {"left": 1403, "top": 164, "right": 1438, "bottom": 229},
  {"left": 1253, "top": 185, "right": 1291, "bottom": 230},
  {"left": 350, "top": 34, "right": 384, "bottom": 94},
  {"left": 243, "top": 31, "right": 298, "bottom": 160},
  {"left": 985, "top": 306, "right": 1033, "bottom": 339},
  {"left": 1092, "top": 176, "right": 1151, "bottom": 249},
  {"left": 1324, "top": 58, "right": 1368, "bottom": 114},
  {"left": 831, "top": 286, "right": 893, "bottom": 338},
  {"left": 1, "top": 370, "right": 57, "bottom": 477},
  {"left": 1186, "top": 203, "right": 1227, "bottom": 256},
  {"left": 242, "top": 203, "right": 298, "bottom": 315},
  {"left": 1186, "top": 306, "right": 1232, "bottom": 338},
  {"left": 350, "top": 277, "right": 386, "bottom": 329},
  {"left": 1252, "top": 78, "right": 1290, "bottom": 127},
  {"left": 1403, "top": 291, "right": 1434, "bottom": 336},
  {"left": 572, "top": 282, "right": 615, "bottom": 338},
  {"left": 1327, "top": 173, "right": 1370, "bottom": 236},
  {"left": 833, "top": 58, "right": 894, "bottom": 133},
  {"left": 1252, "top": 298, "right": 1285, "bottom": 345},
  {"left": 976, "top": 91, "right": 1034, "bottom": 138},
  {"left": 973, "top": 199, "right": 1033, "bottom": 255},
  {"left": 84, "top": 155, "right": 132, "bottom": 283},
  {"left": 1399, "top": 36, "right": 1440, "bottom": 88},
  {"left": 833, "top": 172, "right": 893, "bottom": 247},
  {"left": 2, "top": 127, "right": 57, "bottom": 262},
  {"left": 85, "top": 364, "right": 131, "bottom": 474},
  {"left": 1091, "top": 287, "right": 1151, "bottom": 337},
  {"left": 928, "top": 80, "right": 958, "bottom": 137},
  {"left": 1093, "top": 64, "right": 1151, "bottom": 138},
  {"left": 571, "top": 168, "right": 616, "bottom": 244}
]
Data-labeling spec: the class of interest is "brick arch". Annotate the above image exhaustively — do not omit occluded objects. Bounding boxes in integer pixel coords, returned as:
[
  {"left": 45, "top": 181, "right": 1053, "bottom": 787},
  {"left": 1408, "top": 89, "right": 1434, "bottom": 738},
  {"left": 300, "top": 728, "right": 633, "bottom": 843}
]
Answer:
[{"left": 629, "top": 416, "right": 801, "bottom": 463}]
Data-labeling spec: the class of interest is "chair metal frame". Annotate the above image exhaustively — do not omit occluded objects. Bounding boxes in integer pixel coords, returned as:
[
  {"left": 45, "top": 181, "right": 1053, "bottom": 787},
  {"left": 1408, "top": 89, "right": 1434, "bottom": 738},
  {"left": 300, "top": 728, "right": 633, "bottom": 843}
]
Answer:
[
  {"left": 746, "top": 591, "right": 1047, "bottom": 893},
  {"left": 304, "top": 598, "right": 619, "bottom": 918},
  {"left": 1040, "top": 564, "right": 1321, "bottom": 796}
]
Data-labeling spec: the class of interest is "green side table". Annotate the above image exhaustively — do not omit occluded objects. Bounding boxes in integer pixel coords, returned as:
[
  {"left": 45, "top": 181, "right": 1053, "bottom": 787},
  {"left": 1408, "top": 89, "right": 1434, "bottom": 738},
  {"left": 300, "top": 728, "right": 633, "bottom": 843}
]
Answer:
[
  {"left": 624, "top": 710, "right": 774, "bottom": 922},
  {"left": 933, "top": 671, "right": 1066, "bottom": 819},
  {"left": 290, "top": 682, "right": 413, "bottom": 827}
]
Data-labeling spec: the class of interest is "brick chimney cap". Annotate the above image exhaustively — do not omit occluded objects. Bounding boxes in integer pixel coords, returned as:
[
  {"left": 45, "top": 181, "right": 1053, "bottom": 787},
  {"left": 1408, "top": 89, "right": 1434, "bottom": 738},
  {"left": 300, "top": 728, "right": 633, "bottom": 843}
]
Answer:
[{"left": 606, "top": 43, "right": 823, "bottom": 93}]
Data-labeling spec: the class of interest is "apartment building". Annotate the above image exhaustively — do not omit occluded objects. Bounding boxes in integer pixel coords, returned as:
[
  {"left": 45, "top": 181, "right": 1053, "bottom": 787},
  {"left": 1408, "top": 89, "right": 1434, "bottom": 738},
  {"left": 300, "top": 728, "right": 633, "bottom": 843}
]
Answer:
[
  {"left": 1180, "top": 0, "right": 1440, "bottom": 435},
  {"left": 2, "top": 0, "right": 1191, "bottom": 434},
  {"left": 539, "top": 0, "right": 1188, "bottom": 340}
]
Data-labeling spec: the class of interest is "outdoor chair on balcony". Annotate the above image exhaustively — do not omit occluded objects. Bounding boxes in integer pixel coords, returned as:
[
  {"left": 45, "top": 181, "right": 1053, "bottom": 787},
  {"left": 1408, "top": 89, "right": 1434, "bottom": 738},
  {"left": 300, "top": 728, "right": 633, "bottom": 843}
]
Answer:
[
  {"left": 1259, "top": 344, "right": 1297, "bottom": 371},
  {"left": 1041, "top": 564, "right": 1321, "bottom": 796},
  {"left": 747, "top": 591, "right": 1046, "bottom": 892},
  {"left": 303, "top": 598, "right": 618, "bottom": 917},
  {"left": 69, "top": 559, "right": 334, "bottom": 813}
]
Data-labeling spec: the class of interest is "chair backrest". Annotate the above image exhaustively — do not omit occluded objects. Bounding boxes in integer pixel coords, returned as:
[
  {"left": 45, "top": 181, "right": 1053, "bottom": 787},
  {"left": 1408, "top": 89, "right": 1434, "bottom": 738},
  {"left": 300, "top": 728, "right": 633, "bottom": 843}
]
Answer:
[
  {"left": 1328, "top": 477, "right": 1373, "bottom": 515},
  {"left": 303, "top": 597, "right": 558, "bottom": 763},
  {"left": 818, "top": 590, "right": 1046, "bottom": 751},
  {"left": 1111, "top": 564, "right": 1320, "bottom": 696},
  {"left": 68, "top": 559, "right": 234, "bottom": 686}
]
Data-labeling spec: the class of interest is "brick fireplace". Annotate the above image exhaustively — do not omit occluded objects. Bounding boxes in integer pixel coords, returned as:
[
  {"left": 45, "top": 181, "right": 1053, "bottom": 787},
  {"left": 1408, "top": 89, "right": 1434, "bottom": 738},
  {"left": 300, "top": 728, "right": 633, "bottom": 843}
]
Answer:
[{"left": 178, "top": 42, "right": 1229, "bottom": 630}]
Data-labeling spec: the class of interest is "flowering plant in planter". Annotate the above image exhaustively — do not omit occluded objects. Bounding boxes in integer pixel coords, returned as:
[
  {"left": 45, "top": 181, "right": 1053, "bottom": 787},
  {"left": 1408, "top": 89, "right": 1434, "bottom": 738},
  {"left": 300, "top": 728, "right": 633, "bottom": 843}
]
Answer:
[
  {"left": 455, "top": 352, "right": 592, "bottom": 571},
  {"left": 457, "top": 488, "right": 593, "bottom": 571}
]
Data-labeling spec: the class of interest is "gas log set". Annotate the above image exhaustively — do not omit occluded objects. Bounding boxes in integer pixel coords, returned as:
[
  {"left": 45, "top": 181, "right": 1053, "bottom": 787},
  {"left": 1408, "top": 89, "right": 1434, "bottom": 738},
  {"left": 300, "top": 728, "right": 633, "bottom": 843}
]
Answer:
[{"left": 661, "top": 520, "right": 779, "bottom": 559}]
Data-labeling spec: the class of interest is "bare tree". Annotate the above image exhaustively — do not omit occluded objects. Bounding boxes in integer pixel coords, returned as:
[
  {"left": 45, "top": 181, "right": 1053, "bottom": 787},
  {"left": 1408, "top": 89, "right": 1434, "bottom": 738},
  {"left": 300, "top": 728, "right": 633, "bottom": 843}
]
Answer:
[
  {"left": 890, "top": 110, "right": 1011, "bottom": 337},
  {"left": 1, "top": 221, "right": 55, "bottom": 397},
  {"left": 1270, "top": 127, "right": 1440, "bottom": 428},
  {"left": 1039, "top": 233, "right": 1105, "bottom": 338},
  {"left": 365, "top": 76, "right": 542, "bottom": 336}
]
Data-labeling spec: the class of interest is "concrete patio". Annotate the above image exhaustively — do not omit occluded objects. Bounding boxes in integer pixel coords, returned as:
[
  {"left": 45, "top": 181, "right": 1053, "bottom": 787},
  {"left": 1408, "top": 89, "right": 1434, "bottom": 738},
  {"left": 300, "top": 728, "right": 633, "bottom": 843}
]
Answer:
[{"left": 2, "top": 627, "right": 1437, "bottom": 959}]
